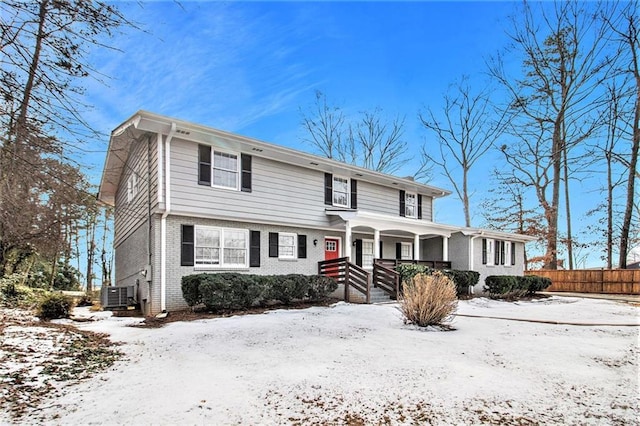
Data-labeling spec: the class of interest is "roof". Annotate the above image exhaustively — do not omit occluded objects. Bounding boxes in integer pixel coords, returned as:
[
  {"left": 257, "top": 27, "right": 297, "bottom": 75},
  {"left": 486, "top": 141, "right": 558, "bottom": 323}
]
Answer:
[{"left": 98, "top": 110, "right": 452, "bottom": 206}]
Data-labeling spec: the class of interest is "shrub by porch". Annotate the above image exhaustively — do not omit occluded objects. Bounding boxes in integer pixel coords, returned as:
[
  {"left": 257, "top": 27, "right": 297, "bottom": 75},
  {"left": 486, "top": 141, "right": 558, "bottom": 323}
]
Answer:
[{"left": 181, "top": 273, "right": 338, "bottom": 312}]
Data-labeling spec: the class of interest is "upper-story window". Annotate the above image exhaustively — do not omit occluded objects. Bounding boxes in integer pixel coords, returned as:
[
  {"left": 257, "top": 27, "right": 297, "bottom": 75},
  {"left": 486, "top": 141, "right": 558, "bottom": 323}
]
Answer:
[
  {"left": 213, "top": 151, "right": 238, "bottom": 189},
  {"left": 199, "top": 144, "right": 252, "bottom": 192},
  {"left": 324, "top": 173, "right": 357, "bottom": 209},
  {"left": 126, "top": 173, "right": 139, "bottom": 203},
  {"left": 399, "top": 190, "right": 421, "bottom": 219},
  {"left": 333, "top": 176, "right": 349, "bottom": 207},
  {"left": 405, "top": 193, "right": 417, "bottom": 218}
]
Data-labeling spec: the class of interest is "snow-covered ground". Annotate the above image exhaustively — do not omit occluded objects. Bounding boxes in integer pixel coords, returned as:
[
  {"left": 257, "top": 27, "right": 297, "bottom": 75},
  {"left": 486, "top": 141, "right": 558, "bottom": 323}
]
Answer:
[{"left": 7, "top": 297, "right": 640, "bottom": 424}]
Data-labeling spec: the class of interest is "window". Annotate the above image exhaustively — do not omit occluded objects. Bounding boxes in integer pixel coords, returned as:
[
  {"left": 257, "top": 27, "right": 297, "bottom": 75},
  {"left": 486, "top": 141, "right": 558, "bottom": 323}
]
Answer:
[
  {"left": 278, "top": 232, "right": 297, "bottom": 259},
  {"left": 127, "top": 173, "right": 139, "bottom": 203},
  {"left": 333, "top": 176, "right": 349, "bottom": 207},
  {"left": 198, "top": 145, "right": 250, "bottom": 191},
  {"left": 362, "top": 240, "right": 374, "bottom": 269},
  {"left": 401, "top": 242, "right": 413, "bottom": 260},
  {"left": 213, "top": 151, "right": 238, "bottom": 189},
  {"left": 483, "top": 238, "right": 495, "bottom": 266},
  {"left": 326, "top": 240, "right": 337, "bottom": 252},
  {"left": 194, "top": 226, "right": 247, "bottom": 267},
  {"left": 405, "top": 193, "right": 417, "bottom": 218}
]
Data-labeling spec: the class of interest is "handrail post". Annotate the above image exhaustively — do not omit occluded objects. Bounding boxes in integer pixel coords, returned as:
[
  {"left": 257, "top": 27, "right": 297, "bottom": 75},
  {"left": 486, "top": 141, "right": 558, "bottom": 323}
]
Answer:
[{"left": 344, "top": 261, "right": 350, "bottom": 303}]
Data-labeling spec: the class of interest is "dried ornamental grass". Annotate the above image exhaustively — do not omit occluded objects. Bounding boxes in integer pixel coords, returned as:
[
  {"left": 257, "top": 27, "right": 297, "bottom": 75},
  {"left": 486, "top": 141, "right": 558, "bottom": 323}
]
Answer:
[{"left": 399, "top": 272, "right": 458, "bottom": 327}]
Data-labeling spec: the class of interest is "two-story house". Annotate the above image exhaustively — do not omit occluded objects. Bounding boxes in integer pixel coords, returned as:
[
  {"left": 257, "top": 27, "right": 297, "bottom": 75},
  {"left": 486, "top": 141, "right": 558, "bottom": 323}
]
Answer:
[{"left": 99, "top": 111, "right": 535, "bottom": 315}]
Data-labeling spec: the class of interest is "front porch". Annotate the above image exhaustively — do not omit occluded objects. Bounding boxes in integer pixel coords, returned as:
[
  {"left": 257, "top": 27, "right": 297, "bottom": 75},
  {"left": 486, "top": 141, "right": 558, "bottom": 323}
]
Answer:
[{"left": 318, "top": 256, "right": 451, "bottom": 304}]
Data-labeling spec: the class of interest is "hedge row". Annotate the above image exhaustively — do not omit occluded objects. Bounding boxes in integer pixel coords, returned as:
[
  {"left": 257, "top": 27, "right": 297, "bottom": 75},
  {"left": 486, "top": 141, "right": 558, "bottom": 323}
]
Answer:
[
  {"left": 181, "top": 273, "right": 338, "bottom": 311},
  {"left": 396, "top": 264, "right": 480, "bottom": 296},
  {"left": 484, "top": 275, "right": 551, "bottom": 298}
]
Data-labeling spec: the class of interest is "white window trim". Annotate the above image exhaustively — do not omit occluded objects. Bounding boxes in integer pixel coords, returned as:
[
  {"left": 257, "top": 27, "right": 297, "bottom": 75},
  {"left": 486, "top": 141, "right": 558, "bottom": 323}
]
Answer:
[
  {"left": 486, "top": 239, "right": 495, "bottom": 266},
  {"left": 332, "top": 175, "right": 350, "bottom": 208},
  {"left": 278, "top": 232, "right": 298, "bottom": 260},
  {"left": 400, "top": 242, "right": 413, "bottom": 260},
  {"left": 405, "top": 192, "right": 417, "bottom": 218},
  {"left": 194, "top": 225, "right": 249, "bottom": 269},
  {"left": 211, "top": 149, "right": 240, "bottom": 191},
  {"left": 127, "top": 173, "right": 138, "bottom": 203},
  {"left": 362, "top": 239, "right": 375, "bottom": 270}
]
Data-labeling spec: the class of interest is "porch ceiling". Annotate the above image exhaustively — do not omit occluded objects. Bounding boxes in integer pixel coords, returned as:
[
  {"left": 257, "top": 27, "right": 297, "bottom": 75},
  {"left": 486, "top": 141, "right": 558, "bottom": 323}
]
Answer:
[{"left": 326, "top": 209, "right": 459, "bottom": 238}]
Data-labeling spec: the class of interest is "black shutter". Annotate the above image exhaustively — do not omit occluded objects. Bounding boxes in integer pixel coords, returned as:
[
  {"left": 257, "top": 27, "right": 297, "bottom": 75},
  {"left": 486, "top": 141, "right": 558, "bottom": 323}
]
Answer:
[
  {"left": 198, "top": 145, "right": 211, "bottom": 185},
  {"left": 396, "top": 242, "right": 402, "bottom": 260},
  {"left": 511, "top": 242, "right": 516, "bottom": 265},
  {"left": 298, "top": 235, "right": 307, "bottom": 259},
  {"left": 350, "top": 179, "right": 358, "bottom": 209},
  {"left": 181, "top": 225, "right": 195, "bottom": 266},
  {"left": 269, "top": 232, "right": 278, "bottom": 258},
  {"left": 399, "top": 190, "right": 406, "bottom": 217},
  {"left": 482, "top": 238, "right": 487, "bottom": 265},
  {"left": 250, "top": 230, "right": 260, "bottom": 267},
  {"left": 417, "top": 194, "right": 423, "bottom": 219},
  {"left": 241, "top": 154, "right": 252, "bottom": 192},
  {"left": 379, "top": 241, "right": 383, "bottom": 259},
  {"left": 355, "top": 239, "right": 363, "bottom": 266},
  {"left": 324, "top": 173, "right": 333, "bottom": 205}
]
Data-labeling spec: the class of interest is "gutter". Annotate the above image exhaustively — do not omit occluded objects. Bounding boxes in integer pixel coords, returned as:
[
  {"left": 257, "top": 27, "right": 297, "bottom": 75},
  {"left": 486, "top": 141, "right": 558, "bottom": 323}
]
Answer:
[{"left": 160, "top": 123, "right": 176, "bottom": 313}]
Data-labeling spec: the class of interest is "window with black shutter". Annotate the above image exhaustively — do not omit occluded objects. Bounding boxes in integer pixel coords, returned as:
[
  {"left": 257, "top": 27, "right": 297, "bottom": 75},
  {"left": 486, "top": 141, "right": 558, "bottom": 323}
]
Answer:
[
  {"left": 250, "top": 230, "right": 260, "bottom": 267},
  {"left": 350, "top": 179, "right": 358, "bottom": 209},
  {"left": 241, "top": 154, "right": 252, "bottom": 192},
  {"left": 494, "top": 240, "right": 501, "bottom": 265},
  {"left": 297, "top": 235, "right": 307, "bottom": 259},
  {"left": 482, "top": 238, "right": 487, "bottom": 265},
  {"left": 324, "top": 173, "right": 333, "bottom": 205},
  {"left": 181, "top": 225, "right": 195, "bottom": 266},
  {"left": 399, "top": 190, "right": 406, "bottom": 217},
  {"left": 198, "top": 145, "right": 211, "bottom": 185},
  {"left": 269, "top": 232, "right": 279, "bottom": 257}
]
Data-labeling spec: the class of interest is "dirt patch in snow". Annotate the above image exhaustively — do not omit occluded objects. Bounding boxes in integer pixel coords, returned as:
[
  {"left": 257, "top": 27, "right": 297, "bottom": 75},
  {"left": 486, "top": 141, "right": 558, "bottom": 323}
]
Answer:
[{"left": 0, "top": 309, "right": 122, "bottom": 422}]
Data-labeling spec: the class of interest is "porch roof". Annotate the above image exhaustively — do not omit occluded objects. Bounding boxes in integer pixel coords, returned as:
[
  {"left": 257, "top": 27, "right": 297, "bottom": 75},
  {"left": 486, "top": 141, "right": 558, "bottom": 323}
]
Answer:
[{"left": 325, "top": 209, "right": 460, "bottom": 238}]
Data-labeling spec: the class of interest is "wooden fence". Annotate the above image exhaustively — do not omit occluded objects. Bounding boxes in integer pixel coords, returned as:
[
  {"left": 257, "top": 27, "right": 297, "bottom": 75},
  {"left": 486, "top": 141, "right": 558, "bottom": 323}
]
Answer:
[{"left": 525, "top": 269, "right": 640, "bottom": 294}]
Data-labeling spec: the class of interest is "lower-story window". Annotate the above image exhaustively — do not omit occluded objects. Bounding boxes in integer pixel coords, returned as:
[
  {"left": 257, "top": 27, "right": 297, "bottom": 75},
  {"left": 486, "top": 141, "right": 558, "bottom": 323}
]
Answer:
[
  {"left": 195, "top": 226, "right": 248, "bottom": 267},
  {"left": 362, "top": 240, "right": 374, "bottom": 269},
  {"left": 278, "top": 232, "right": 297, "bottom": 259},
  {"left": 401, "top": 242, "right": 413, "bottom": 260}
]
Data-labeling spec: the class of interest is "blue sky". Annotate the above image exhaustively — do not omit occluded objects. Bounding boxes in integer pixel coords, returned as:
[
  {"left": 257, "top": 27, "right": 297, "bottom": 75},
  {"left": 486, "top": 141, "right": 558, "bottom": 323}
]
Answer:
[{"left": 80, "top": 1, "right": 628, "bottom": 267}]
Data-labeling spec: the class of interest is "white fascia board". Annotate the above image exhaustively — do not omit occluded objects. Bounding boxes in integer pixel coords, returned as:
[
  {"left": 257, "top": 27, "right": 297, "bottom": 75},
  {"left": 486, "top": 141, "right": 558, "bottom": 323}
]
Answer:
[{"left": 458, "top": 227, "right": 538, "bottom": 242}]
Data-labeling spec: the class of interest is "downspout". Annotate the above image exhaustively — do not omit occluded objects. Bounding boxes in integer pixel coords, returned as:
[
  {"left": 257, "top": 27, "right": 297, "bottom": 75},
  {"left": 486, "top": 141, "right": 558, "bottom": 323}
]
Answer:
[
  {"left": 468, "top": 231, "right": 484, "bottom": 295},
  {"left": 160, "top": 123, "right": 176, "bottom": 313}
]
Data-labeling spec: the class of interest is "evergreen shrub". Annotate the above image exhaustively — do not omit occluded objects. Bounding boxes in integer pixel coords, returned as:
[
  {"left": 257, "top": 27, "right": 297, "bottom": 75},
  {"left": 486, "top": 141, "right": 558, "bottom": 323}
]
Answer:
[
  {"left": 181, "top": 273, "right": 338, "bottom": 311},
  {"left": 38, "top": 293, "right": 73, "bottom": 320}
]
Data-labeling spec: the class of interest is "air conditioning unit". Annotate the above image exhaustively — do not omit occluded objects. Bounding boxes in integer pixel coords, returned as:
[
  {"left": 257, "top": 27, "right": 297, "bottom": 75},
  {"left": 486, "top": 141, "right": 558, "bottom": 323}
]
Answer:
[{"left": 102, "top": 286, "right": 136, "bottom": 309}]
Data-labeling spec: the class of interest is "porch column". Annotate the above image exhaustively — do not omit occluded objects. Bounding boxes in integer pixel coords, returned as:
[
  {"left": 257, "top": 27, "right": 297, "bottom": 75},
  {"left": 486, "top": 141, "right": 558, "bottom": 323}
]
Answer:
[
  {"left": 414, "top": 234, "right": 420, "bottom": 261},
  {"left": 443, "top": 236, "right": 449, "bottom": 262},
  {"left": 345, "top": 221, "right": 352, "bottom": 259},
  {"left": 374, "top": 229, "right": 381, "bottom": 259}
]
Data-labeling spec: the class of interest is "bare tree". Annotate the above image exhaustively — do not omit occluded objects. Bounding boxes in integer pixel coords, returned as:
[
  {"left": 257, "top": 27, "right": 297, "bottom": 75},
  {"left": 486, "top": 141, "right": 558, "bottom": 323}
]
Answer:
[
  {"left": 488, "top": 0, "right": 616, "bottom": 269},
  {"left": 604, "top": 3, "right": 640, "bottom": 268},
  {"left": 419, "top": 78, "right": 506, "bottom": 227},
  {"left": 300, "top": 91, "right": 430, "bottom": 179},
  {"left": 481, "top": 170, "right": 547, "bottom": 269},
  {"left": 0, "top": 0, "right": 134, "bottom": 278}
]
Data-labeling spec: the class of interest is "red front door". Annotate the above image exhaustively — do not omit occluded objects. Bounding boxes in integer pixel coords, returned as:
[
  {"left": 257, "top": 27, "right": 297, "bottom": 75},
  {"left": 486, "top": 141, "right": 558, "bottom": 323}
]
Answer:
[
  {"left": 324, "top": 238, "right": 340, "bottom": 278},
  {"left": 324, "top": 238, "right": 340, "bottom": 261}
]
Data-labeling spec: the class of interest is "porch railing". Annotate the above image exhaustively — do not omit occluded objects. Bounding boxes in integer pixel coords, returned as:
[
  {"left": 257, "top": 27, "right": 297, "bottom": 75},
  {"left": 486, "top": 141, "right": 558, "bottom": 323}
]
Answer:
[
  {"left": 376, "top": 258, "right": 452, "bottom": 270},
  {"left": 318, "top": 257, "right": 370, "bottom": 303},
  {"left": 373, "top": 262, "right": 400, "bottom": 299}
]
